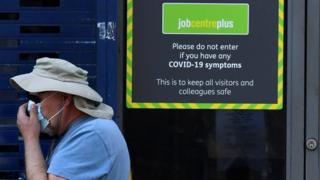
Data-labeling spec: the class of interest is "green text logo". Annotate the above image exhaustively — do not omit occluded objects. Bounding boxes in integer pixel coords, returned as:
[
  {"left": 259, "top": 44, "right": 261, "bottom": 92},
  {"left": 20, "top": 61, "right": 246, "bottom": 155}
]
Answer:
[{"left": 162, "top": 3, "right": 249, "bottom": 35}]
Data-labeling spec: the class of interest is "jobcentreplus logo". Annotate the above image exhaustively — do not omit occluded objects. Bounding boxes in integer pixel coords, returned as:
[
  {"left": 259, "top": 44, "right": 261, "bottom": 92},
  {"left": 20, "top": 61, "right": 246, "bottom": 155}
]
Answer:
[
  {"left": 162, "top": 3, "right": 249, "bottom": 35},
  {"left": 178, "top": 18, "right": 234, "bottom": 30}
]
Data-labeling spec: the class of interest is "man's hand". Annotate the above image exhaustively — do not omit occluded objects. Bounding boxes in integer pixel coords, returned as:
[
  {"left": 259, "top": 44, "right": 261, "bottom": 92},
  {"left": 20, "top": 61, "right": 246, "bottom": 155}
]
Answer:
[
  {"left": 17, "top": 103, "right": 40, "bottom": 142},
  {"left": 17, "top": 103, "right": 48, "bottom": 179}
]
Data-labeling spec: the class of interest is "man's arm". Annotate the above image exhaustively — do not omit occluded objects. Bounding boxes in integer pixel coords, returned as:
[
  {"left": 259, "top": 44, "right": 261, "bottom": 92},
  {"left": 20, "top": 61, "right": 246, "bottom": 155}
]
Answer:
[
  {"left": 24, "top": 136, "right": 47, "bottom": 179},
  {"left": 17, "top": 104, "right": 65, "bottom": 180}
]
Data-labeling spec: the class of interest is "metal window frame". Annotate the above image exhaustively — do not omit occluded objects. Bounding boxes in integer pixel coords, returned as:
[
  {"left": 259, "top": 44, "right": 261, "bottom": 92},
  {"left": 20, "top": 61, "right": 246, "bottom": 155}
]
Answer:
[
  {"left": 305, "top": 0, "right": 320, "bottom": 179},
  {"left": 286, "top": 0, "right": 306, "bottom": 180}
]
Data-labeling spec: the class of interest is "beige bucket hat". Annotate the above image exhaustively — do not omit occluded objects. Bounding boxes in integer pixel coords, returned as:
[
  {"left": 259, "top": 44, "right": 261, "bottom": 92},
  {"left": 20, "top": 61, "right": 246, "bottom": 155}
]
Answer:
[{"left": 10, "top": 57, "right": 113, "bottom": 119}]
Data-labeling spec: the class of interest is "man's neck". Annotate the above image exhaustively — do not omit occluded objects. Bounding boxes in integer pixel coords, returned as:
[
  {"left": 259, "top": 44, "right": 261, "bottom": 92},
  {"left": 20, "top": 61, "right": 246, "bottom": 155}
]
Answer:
[{"left": 59, "top": 107, "right": 87, "bottom": 136}]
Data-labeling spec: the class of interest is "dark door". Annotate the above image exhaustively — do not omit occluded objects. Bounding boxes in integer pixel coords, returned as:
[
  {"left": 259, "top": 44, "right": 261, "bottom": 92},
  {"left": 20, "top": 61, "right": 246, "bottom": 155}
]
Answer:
[{"left": 121, "top": 0, "right": 306, "bottom": 179}]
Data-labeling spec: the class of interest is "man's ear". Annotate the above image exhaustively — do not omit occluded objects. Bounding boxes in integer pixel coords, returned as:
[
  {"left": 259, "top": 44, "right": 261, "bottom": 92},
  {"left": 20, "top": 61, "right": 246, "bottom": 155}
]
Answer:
[{"left": 63, "top": 94, "right": 73, "bottom": 107}]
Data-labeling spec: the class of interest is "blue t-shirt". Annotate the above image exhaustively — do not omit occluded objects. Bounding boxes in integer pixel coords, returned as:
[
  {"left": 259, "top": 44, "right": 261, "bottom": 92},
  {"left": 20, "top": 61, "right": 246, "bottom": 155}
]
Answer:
[{"left": 47, "top": 116, "right": 130, "bottom": 180}]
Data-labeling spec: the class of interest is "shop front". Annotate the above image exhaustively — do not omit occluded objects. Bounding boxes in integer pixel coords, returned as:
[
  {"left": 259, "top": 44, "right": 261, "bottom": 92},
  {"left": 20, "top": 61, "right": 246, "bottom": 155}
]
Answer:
[{"left": 119, "top": 0, "right": 316, "bottom": 179}]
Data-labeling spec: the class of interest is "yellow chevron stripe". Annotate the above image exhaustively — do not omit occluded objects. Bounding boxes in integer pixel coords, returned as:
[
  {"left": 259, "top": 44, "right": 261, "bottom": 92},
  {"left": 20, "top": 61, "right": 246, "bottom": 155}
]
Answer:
[
  {"left": 279, "top": 25, "right": 284, "bottom": 35},
  {"left": 278, "top": 67, "right": 283, "bottom": 77},
  {"left": 127, "top": 8, "right": 133, "bottom": 18},
  {"left": 278, "top": 39, "right": 283, "bottom": 49},
  {"left": 256, "top": 104, "right": 265, "bottom": 109},
  {"left": 131, "top": 103, "right": 140, "bottom": 108},
  {"left": 225, "top": 104, "right": 235, "bottom": 109},
  {"left": 278, "top": 51, "right": 283, "bottom": 60},
  {"left": 126, "top": 79, "right": 132, "bottom": 89},
  {"left": 127, "top": 66, "right": 132, "bottom": 77},
  {"left": 144, "top": 103, "right": 155, "bottom": 108},
  {"left": 127, "top": 51, "right": 132, "bottom": 61},
  {"left": 129, "top": 170, "right": 133, "bottom": 180},
  {"left": 127, "top": 24, "right": 133, "bottom": 34},
  {"left": 126, "top": 0, "right": 133, "bottom": 109},
  {"left": 159, "top": 103, "right": 170, "bottom": 109},
  {"left": 210, "top": 104, "right": 218, "bottom": 108},
  {"left": 270, "top": 104, "right": 279, "bottom": 109},
  {"left": 127, "top": 37, "right": 133, "bottom": 48},
  {"left": 278, "top": 96, "right": 283, "bottom": 105},
  {"left": 277, "top": 0, "right": 284, "bottom": 110},
  {"left": 240, "top": 104, "right": 250, "bottom": 109},
  {"left": 279, "top": 10, "right": 284, "bottom": 20},
  {"left": 174, "top": 103, "right": 184, "bottom": 109},
  {"left": 279, "top": 0, "right": 284, "bottom": 5},
  {"left": 126, "top": 93, "right": 132, "bottom": 103},
  {"left": 189, "top": 103, "right": 198, "bottom": 109},
  {"left": 128, "top": 102, "right": 286, "bottom": 109}
]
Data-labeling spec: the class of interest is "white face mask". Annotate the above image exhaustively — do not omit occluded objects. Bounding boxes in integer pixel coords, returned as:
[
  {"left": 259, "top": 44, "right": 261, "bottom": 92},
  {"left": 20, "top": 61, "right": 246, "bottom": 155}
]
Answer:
[
  {"left": 37, "top": 102, "right": 65, "bottom": 135},
  {"left": 27, "top": 93, "right": 65, "bottom": 135}
]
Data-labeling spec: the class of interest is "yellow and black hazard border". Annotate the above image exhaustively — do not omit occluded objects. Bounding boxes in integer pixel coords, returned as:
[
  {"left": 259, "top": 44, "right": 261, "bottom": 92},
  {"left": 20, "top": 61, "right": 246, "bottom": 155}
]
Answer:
[{"left": 126, "top": 0, "right": 284, "bottom": 110}]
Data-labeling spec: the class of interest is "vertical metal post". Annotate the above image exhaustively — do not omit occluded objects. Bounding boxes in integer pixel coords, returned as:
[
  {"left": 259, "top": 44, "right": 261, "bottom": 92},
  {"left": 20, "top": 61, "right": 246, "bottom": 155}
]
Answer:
[
  {"left": 117, "top": 0, "right": 125, "bottom": 129},
  {"left": 96, "top": 0, "right": 119, "bottom": 123},
  {"left": 305, "top": 0, "right": 320, "bottom": 179},
  {"left": 286, "top": 0, "right": 306, "bottom": 179}
]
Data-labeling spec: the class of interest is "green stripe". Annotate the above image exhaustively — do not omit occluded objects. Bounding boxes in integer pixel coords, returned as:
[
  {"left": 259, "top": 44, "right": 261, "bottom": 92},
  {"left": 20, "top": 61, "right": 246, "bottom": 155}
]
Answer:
[
  {"left": 198, "top": 103, "right": 210, "bottom": 109},
  {"left": 181, "top": 103, "right": 190, "bottom": 109},
  {"left": 279, "top": 2, "right": 284, "bottom": 10},
  {"left": 128, "top": 102, "right": 286, "bottom": 109},
  {"left": 233, "top": 104, "right": 242, "bottom": 109},
  {"left": 168, "top": 103, "right": 176, "bottom": 109},
  {"left": 127, "top": 58, "right": 132, "bottom": 68},
  {"left": 279, "top": 18, "right": 284, "bottom": 25},
  {"left": 264, "top": 104, "right": 272, "bottom": 109},
  {"left": 127, "top": 0, "right": 133, "bottom": 9},
  {"left": 126, "top": 0, "right": 133, "bottom": 107},
  {"left": 126, "top": 102, "right": 132, "bottom": 108}
]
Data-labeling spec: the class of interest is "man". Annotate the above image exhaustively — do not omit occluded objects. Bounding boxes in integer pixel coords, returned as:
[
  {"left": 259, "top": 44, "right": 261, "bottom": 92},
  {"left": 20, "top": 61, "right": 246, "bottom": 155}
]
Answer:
[{"left": 10, "top": 57, "right": 130, "bottom": 180}]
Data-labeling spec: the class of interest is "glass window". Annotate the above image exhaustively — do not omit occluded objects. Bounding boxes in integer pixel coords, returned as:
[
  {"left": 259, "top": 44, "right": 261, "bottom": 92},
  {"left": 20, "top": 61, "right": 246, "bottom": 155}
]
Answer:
[{"left": 124, "top": 108, "right": 286, "bottom": 180}]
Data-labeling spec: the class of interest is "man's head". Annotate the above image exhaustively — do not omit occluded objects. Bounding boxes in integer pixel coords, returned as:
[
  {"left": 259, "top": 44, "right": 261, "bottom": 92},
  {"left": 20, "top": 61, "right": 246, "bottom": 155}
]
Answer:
[{"left": 10, "top": 57, "right": 113, "bottom": 135}]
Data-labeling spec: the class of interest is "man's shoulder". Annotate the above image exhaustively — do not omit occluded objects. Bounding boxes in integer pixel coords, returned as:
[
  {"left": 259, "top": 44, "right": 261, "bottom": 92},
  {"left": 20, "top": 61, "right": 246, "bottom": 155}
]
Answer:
[
  {"left": 90, "top": 118, "right": 124, "bottom": 142},
  {"left": 62, "top": 117, "right": 126, "bottom": 153},
  {"left": 88, "top": 118, "right": 127, "bottom": 155},
  {"left": 68, "top": 117, "right": 124, "bottom": 145},
  {"left": 70, "top": 117, "right": 116, "bottom": 132}
]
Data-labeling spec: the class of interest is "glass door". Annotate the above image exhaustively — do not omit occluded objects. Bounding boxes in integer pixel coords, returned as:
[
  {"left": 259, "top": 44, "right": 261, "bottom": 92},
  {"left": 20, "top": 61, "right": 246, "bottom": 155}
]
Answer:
[
  {"left": 124, "top": 109, "right": 287, "bottom": 180},
  {"left": 119, "top": 0, "right": 306, "bottom": 180}
]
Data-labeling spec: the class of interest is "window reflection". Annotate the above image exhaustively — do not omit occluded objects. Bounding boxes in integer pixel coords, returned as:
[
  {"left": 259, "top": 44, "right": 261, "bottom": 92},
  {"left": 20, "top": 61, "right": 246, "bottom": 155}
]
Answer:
[
  {"left": 214, "top": 111, "right": 267, "bottom": 179},
  {"left": 124, "top": 109, "right": 286, "bottom": 180}
]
